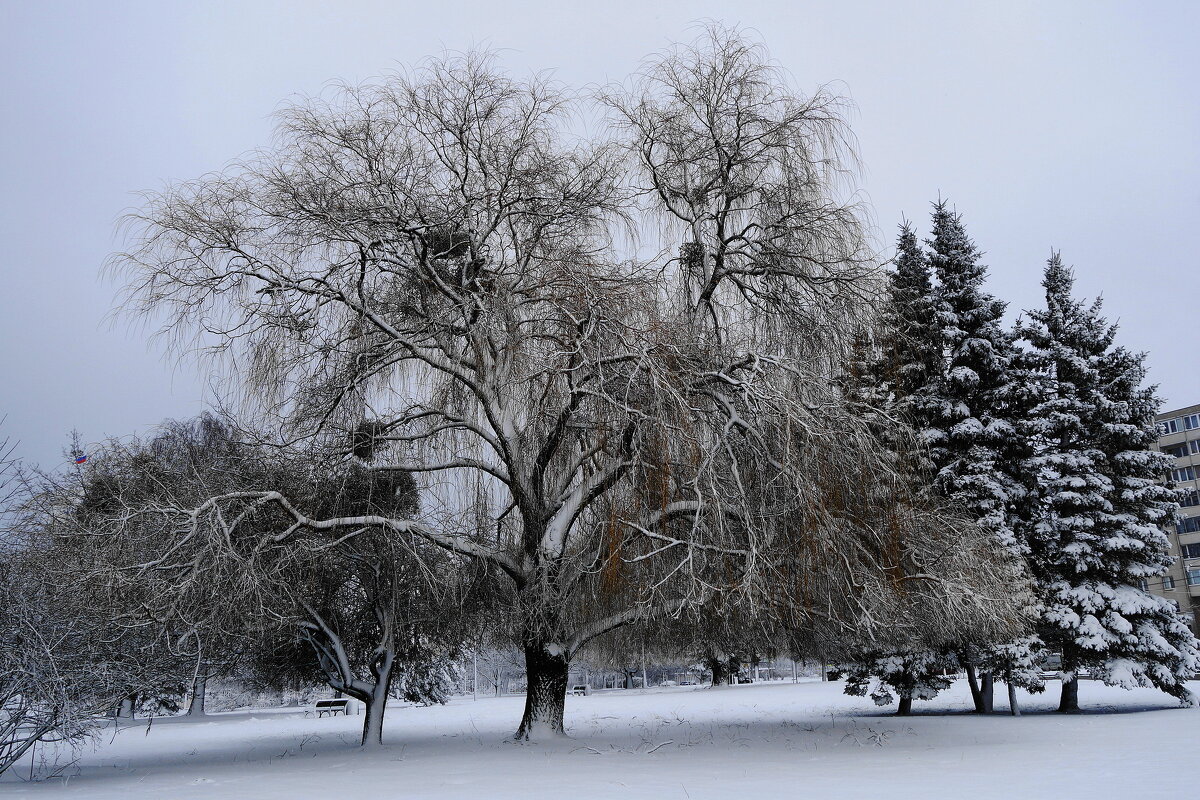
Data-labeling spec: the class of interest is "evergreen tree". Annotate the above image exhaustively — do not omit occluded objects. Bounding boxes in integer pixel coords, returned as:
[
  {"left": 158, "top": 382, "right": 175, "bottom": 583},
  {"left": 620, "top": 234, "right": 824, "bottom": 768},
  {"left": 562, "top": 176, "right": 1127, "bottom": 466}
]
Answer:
[
  {"left": 925, "top": 202, "right": 1023, "bottom": 554},
  {"left": 844, "top": 206, "right": 1046, "bottom": 715},
  {"left": 842, "top": 223, "right": 940, "bottom": 448},
  {"left": 840, "top": 222, "right": 958, "bottom": 715},
  {"left": 842, "top": 649, "right": 953, "bottom": 716},
  {"left": 982, "top": 634, "right": 1046, "bottom": 716},
  {"left": 882, "top": 221, "right": 943, "bottom": 410},
  {"left": 1018, "top": 254, "right": 1199, "bottom": 710},
  {"left": 924, "top": 202, "right": 1037, "bottom": 711}
]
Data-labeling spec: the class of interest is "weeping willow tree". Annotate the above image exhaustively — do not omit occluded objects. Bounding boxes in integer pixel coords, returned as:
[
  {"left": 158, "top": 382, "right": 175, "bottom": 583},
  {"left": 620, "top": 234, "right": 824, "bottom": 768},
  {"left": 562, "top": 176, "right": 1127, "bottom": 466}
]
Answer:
[{"left": 112, "top": 26, "right": 1024, "bottom": 740}]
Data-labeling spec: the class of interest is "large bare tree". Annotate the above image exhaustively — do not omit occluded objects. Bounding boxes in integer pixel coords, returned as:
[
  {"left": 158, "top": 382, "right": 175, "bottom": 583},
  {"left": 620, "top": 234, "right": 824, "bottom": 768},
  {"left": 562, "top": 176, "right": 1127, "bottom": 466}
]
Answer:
[{"left": 113, "top": 29, "right": 1022, "bottom": 739}]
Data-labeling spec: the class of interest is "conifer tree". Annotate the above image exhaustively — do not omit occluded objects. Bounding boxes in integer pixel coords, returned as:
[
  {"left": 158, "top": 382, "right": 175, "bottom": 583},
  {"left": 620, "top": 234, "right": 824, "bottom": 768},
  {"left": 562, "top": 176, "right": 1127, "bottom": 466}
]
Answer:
[
  {"left": 842, "top": 649, "right": 953, "bottom": 716},
  {"left": 1019, "top": 255, "right": 1199, "bottom": 710},
  {"left": 841, "top": 222, "right": 957, "bottom": 715},
  {"left": 846, "top": 206, "right": 1043, "bottom": 715},
  {"left": 842, "top": 223, "right": 940, "bottom": 448},
  {"left": 924, "top": 201, "right": 1035, "bottom": 712},
  {"left": 925, "top": 203, "right": 1021, "bottom": 551},
  {"left": 882, "top": 222, "right": 942, "bottom": 410}
]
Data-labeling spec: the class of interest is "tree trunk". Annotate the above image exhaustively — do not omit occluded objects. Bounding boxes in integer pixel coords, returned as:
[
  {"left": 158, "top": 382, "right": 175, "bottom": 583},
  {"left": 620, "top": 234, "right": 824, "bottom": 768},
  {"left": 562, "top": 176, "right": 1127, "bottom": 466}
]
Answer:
[
  {"left": 360, "top": 687, "right": 389, "bottom": 747},
  {"left": 187, "top": 672, "right": 208, "bottom": 717},
  {"left": 897, "top": 695, "right": 913, "bottom": 716},
  {"left": 965, "top": 665, "right": 993, "bottom": 713},
  {"left": 1007, "top": 680, "right": 1020, "bottom": 717},
  {"left": 977, "top": 673, "right": 994, "bottom": 714},
  {"left": 1058, "top": 675, "right": 1079, "bottom": 713},
  {"left": 360, "top": 652, "right": 395, "bottom": 747},
  {"left": 965, "top": 664, "right": 982, "bottom": 710},
  {"left": 515, "top": 644, "right": 569, "bottom": 740}
]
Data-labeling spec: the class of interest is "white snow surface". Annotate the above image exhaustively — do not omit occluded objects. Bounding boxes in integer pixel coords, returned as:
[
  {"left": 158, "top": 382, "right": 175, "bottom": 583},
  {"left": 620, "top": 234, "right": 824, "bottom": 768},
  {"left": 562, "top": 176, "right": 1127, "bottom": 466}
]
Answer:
[{"left": 5, "top": 678, "right": 1198, "bottom": 799}]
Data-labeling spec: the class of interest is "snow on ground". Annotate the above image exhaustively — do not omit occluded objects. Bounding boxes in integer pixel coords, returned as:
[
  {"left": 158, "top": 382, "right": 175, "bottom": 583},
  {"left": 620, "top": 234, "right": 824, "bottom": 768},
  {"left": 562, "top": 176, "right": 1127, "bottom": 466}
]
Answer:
[{"left": 4, "top": 678, "right": 1197, "bottom": 799}]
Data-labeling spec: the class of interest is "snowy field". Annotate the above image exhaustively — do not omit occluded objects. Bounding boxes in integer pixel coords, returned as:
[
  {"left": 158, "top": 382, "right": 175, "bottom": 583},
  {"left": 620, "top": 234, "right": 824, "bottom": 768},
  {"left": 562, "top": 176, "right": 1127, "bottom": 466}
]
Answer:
[{"left": 4, "top": 679, "right": 1197, "bottom": 799}]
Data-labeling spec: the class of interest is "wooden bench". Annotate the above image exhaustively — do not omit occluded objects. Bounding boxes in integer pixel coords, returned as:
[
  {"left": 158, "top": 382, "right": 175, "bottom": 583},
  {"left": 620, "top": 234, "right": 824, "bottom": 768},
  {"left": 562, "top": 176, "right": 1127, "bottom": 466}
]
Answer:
[
  {"left": 315, "top": 698, "right": 350, "bottom": 717},
  {"left": 570, "top": 685, "right": 588, "bottom": 696}
]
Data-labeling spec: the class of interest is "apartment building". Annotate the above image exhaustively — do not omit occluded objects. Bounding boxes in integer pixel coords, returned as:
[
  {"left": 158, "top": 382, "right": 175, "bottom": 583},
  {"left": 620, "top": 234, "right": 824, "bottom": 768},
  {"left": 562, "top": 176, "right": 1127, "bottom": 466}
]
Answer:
[{"left": 1152, "top": 403, "right": 1200, "bottom": 635}]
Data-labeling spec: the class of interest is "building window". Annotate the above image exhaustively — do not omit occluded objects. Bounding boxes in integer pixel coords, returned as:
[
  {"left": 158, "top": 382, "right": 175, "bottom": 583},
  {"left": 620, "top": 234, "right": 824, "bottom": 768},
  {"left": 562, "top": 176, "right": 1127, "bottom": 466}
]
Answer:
[
  {"left": 1160, "top": 418, "right": 1181, "bottom": 435},
  {"left": 1182, "top": 543, "right": 1200, "bottom": 560},
  {"left": 1178, "top": 517, "right": 1200, "bottom": 535},
  {"left": 1172, "top": 466, "right": 1197, "bottom": 482},
  {"left": 1181, "top": 490, "right": 1200, "bottom": 507},
  {"left": 1164, "top": 443, "right": 1189, "bottom": 458},
  {"left": 1137, "top": 579, "right": 1149, "bottom": 591},
  {"left": 1189, "top": 568, "right": 1200, "bottom": 587},
  {"left": 1190, "top": 440, "right": 1200, "bottom": 455},
  {"left": 1186, "top": 414, "right": 1200, "bottom": 431},
  {"left": 1164, "top": 575, "right": 1176, "bottom": 590}
]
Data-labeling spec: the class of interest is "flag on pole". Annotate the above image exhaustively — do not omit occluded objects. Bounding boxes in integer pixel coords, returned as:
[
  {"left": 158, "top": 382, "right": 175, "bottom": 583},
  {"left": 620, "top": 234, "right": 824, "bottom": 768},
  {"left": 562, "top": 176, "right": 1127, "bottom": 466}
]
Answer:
[{"left": 74, "top": 455, "right": 88, "bottom": 465}]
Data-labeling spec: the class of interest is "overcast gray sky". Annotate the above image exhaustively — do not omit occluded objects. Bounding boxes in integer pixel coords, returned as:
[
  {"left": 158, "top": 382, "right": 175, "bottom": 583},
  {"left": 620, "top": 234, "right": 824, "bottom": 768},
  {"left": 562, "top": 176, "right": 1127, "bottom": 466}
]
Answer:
[{"left": 1, "top": 0, "right": 1196, "bottom": 469}]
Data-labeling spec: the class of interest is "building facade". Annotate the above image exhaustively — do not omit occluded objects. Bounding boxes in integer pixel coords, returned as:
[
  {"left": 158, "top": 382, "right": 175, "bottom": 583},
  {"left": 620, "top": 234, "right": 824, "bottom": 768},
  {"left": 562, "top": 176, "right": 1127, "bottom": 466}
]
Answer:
[{"left": 1152, "top": 403, "right": 1200, "bottom": 634}]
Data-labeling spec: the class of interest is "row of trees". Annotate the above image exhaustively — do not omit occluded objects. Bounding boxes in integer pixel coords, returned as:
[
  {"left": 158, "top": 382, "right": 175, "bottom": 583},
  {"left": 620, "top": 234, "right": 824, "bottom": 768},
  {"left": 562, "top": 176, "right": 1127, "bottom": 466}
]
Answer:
[
  {"left": 2, "top": 26, "right": 1194, "bottom": 775},
  {"left": 841, "top": 206, "right": 1198, "bottom": 715}
]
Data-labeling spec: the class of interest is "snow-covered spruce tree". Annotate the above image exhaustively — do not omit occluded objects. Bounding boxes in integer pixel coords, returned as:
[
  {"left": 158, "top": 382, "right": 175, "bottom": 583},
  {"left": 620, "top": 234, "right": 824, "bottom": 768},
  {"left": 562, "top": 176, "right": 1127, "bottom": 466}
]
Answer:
[
  {"left": 1091, "top": 346, "right": 1200, "bottom": 703},
  {"left": 877, "top": 221, "right": 943, "bottom": 416},
  {"left": 1018, "top": 255, "right": 1199, "bottom": 711},
  {"left": 925, "top": 202, "right": 1022, "bottom": 551},
  {"left": 977, "top": 632, "right": 1046, "bottom": 716},
  {"left": 841, "top": 223, "right": 939, "bottom": 424},
  {"left": 923, "top": 201, "right": 1039, "bottom": 713},
  {"left": 839, "top": 223, "right": 961, "bottom": 715},
  {"left": 842, "top": 210, "right": 1041, "bottom": 715},
  {"left": 842, "top": 650, "right": 953, "bottom": 715}
]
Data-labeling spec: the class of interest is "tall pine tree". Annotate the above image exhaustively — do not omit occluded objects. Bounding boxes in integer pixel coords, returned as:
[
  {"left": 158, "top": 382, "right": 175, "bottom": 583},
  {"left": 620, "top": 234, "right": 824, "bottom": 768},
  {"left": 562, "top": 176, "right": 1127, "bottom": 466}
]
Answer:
[
  {"left": 841, "top": 222, "right": 940, "bottom": 436},
  {"left": 883, "top": 221, "right": 942, "bottom": 409},
  {"left": 924, "top": 201, "right": 1036, "bottom": 712},
  {"left": 1019, "top": 255, "right": 1199, "bottom": 709},
  {"left": 843, "top": 214, "right": 1037, "bottom": 714},
  {"left": 846, "top": 206, "right": 1048, "bottom": 715},
  {"left": 925, "top": 202, "right": 1021, "bottom": 552},
  {"left": 840, "top": 223, "right": 960, "bottom": 715}
]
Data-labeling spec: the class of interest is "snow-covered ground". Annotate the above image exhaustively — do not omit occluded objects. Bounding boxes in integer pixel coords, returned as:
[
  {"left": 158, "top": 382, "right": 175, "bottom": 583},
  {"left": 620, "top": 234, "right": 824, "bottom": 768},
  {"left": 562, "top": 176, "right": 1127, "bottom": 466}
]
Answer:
[{"left": 5, "top": 678, "right": 1197, "bottom": 799}]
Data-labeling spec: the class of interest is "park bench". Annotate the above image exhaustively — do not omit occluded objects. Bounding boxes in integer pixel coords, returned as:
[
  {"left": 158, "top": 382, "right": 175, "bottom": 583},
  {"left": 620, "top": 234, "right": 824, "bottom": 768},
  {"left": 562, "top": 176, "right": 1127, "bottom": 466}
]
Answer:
[
  {"left": 315, "top": 698, "right": 350, "bottom": 717},
  {"left": 570, "top": 685, "right": 588, "bottom": 696}
]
